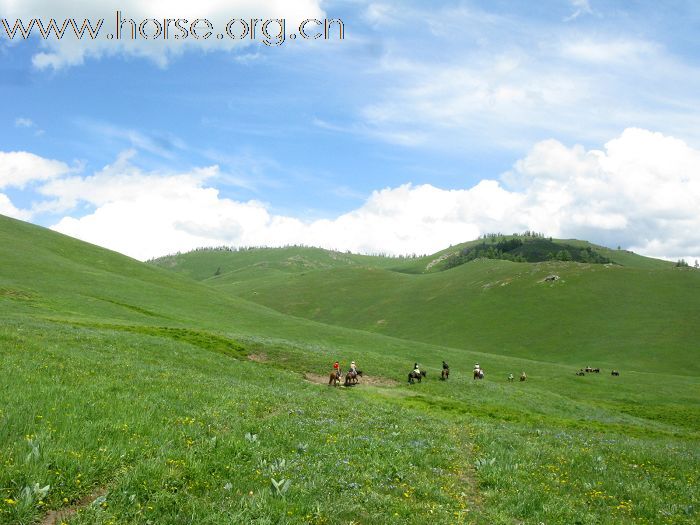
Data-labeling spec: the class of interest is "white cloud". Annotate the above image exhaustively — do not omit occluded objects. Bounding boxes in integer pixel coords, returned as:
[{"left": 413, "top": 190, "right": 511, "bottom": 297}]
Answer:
[
  {"left": 0, "top": 151, "right": 73, "bottom": 190},
  {"left": 363, "top": 4, "right": 397, "bottom": 27},
  {"left": 561, "top": 38, "right": 658, "bottom": 64},
  {"left": 0, "top": 193, "right": 31, "bottom": 220},
  {"left": 14, "top": 117, "right": 35, "bottom": 128},
  {"left": 13, "top": 117, "right": 45, "bottom": 136},
  {"left": 0, "top": 0, "right": 325, "bottom": 69},
  {"left": 351, "top": 4, "right": 700, "bottom": 150},
  {"left": 565, "top": 0, "right": 594, "bottom": 22},
  {"left": 39, "top": 129, "right": 700, "bottom": 263}
]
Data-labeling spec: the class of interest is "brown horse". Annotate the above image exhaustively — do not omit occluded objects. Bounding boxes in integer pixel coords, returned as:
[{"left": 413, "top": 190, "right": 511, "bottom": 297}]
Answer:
[
  {"left": 441, "top": 368, "right": 449, "bottom": 380},
  {"left": 328, "top": 370, "right": 342, "bottom": 386},
  {"left": 408, "top": 370, "right": 427, "bottom": 384},
  {"left": 473, "top": 369, "right": 484, "bottom": 380},
  {"left": 344, "top": 370, "right": 363, "bottom": 386},
  {"left": 519, "top": 372, "right": 527, "bottom": 382}
]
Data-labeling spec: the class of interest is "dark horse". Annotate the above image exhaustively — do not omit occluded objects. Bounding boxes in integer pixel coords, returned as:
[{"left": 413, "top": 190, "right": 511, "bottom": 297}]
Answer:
[
  {"left": 408, "top": 370, "right": 427, "bottom": 384},
  {"left": 611, "top": 370, "right": 620, "bottom": 376},
  {"left": 344, "top": 370, "right": 363, "bottom": 386},
  {"left": 473, "top": 369, "right": 484, "bottom": 380},
  {"left": 441, "top": 368, "right": 450, "bottom": 380},
  {"left": 328, "top": 370, "right": 342, "bottom": 386}
]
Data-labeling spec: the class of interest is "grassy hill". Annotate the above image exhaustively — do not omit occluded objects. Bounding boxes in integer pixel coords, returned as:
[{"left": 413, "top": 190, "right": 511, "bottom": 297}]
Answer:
[
  {"left": 152, "top": 241, "right": 699, "bottom": 374},
  {"left": 2, "top": 214, "right": 699, "bottom": 524}
]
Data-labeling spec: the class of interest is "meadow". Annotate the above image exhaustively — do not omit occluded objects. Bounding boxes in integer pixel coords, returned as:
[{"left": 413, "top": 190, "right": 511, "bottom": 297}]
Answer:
[{"left": 1, "top": 215, "right": 699, "bottom": 524}]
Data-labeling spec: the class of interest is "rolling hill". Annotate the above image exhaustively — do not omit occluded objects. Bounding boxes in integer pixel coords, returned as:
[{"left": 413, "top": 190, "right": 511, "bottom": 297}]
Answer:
[
  {"left": 151, "top": 238, "right": 700, "bottom": 374},
  {"left": 2, "top": 214, "right": 699, "bottom": 525}
]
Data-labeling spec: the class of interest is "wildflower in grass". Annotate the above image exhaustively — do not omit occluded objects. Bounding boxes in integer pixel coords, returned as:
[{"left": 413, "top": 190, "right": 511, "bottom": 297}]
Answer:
[{"left": 4, "top": 499, "right": 16, "bottom": 505}]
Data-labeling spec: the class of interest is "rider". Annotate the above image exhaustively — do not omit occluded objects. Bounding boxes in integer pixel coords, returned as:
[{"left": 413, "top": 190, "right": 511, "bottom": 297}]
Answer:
[
  {"left": 333, "top": 361, "right": 340, "bottom": 377},
  {"left": 349, "top": 360, "right": 357, "bottom": 377},
  {"left": 442, "top": 360, "right": 449, "bottom": 370},
  {"left": 414, "top": 362, "right": 420, "bottom": 374}
]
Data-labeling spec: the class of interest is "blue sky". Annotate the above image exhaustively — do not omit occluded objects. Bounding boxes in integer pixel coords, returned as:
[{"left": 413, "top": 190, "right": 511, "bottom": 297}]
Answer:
[{"left": 2, "top": 0, "right": 700, "bottom": 262}]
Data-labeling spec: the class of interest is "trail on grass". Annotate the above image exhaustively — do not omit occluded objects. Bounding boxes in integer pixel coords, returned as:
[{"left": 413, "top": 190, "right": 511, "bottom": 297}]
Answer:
[
  {"left": 41, "top": 487, "right": 108, "bottom": 525},
  {"left": 304, "top": 372, "right": 399, "bottom": 387}
]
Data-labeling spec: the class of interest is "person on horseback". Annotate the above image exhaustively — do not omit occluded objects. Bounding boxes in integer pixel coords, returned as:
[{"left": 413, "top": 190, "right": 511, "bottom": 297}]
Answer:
[
  {"left": 348, "top": 360, "right": 358, "bottom": 381},
  {"left": 414, "top": 362, "right": 420, "bottom": 374},
  {"left": 442, "top": 361, "right": 449, "bottom": 370},
  {"left": 333, "top": 361, "right": 340, "bottom": 379}
]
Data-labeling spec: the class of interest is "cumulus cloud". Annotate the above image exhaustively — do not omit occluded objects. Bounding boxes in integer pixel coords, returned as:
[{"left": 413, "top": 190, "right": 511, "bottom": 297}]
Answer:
[
  {"left": 0, "top": 151, "right": 73, "bottom": 189},
  {"left": 0, "top": 0, "right": 325, "bottom": 69},
  {"left": 38, "top": 128, "right": 700, "bottom": 263},
  {"left": 0, "top": 193, "right": 30, "bottom": 220},
  {"left": 509, "top": 128, "right": 700, "bottom": 260}
]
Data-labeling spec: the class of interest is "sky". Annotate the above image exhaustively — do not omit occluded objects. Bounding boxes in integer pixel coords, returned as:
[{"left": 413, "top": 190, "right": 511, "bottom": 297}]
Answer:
[{"left": 1, "top": 0, "right": 700, "bottom": 263}]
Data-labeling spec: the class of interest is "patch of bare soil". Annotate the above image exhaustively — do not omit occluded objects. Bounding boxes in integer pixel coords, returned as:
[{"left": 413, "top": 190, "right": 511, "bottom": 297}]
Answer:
[
  {"left": 304, "top": 372, "right": 398, "bottom": 387},
  {"left": 304, "top": 372, "right": 333, "bottom": 385},
  {"left": 41, "top": 487, "right": 108, "bottom": 525},
  {"left": 247, "top": 353, "right": 268, "bottom": 362}
]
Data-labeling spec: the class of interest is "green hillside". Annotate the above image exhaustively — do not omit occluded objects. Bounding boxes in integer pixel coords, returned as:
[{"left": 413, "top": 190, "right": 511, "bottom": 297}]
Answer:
[
  {"left": 151, "top": 246, "right": 403, "bottom": 282},
  {"left": 2, "top": 214, "right": 699, "bottom": 525},
  {"left": 152, "top": 242, "right": 699, "bottom": 374}
]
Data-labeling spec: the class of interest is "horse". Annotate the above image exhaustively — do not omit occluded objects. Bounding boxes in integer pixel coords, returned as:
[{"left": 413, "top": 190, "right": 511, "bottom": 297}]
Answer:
[
  {"left": 585, "top": 366, "right": 593, "bottom": 373},
  {"left": 344, "top": 370, "right": 363, "bottom": 386},
  {"left": 507, "top": 374, "right": 514, "bottom": 382},
  {"left": 328, "top": 370, "right": 342, "bottom": 386},
  {"left": 611, "top": 370, "right": 620, "bottom": 376},
  {"left": 408, "top": 370, "right": 427, "bottom": 384},
  {"left": 592, "top": 368, "right": 600, "bottom": 373},
  {"left": 519, "top": 372, "right": 527, "bottom": 382},
  {"left": 576, "top": 370, "right": 585, "bottom": 376},
  {"left": 473, "top": 369, "right": 484, "bottom": 380},
  {"left": 441, "top": 368, "right": 450, "bottom": 380}
]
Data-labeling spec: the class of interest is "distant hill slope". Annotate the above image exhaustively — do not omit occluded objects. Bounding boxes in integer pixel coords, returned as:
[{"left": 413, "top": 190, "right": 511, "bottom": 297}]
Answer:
[
  {"left": 0, "top": 214, "right": 474, "bottom": 368},
  {"left": 0, "top": 215, "right": 386, "bottom": 350},
  {"left": 151, "top": 241, "right": 699, "bottom": 374},
  {"left": 150, "top": 236, "right": 673, "bottom": 281},
  {"left": 150, "top": 245, "right": 403, "bottom": 282}
]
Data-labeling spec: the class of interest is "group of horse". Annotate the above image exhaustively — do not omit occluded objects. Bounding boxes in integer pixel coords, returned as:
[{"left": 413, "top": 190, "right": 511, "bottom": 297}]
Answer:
[
  {"left": 329, "top": 362, "right": 620, "bottom": 387},
  {"left": 575, "top": 367, "right": 620, "bottom": 376},
  {"left": 328, "top": 368, "right": 363, "bottom": 387},
  {"left": 409, "top": 366, "right": 487, "bottom": 384}
]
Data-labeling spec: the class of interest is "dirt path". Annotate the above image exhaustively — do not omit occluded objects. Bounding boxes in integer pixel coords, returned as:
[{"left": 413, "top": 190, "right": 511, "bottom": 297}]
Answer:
[
  {"left": 304, "top": 372, "right": 399, "bottom": 387},
  {"left": 41, "top": 487, "right": 108, "bottom": 525}
]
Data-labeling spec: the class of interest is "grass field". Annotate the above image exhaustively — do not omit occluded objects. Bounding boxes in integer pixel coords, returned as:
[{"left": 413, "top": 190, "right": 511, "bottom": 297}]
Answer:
[{"left": 2, "top": 214, "right": 699, "bottom": 524}]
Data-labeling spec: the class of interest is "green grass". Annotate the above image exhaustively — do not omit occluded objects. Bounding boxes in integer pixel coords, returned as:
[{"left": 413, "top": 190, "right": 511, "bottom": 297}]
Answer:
[
  {"left": 193, "top": 256, "right": 700, "bottom": 374},
  {"left": 1, "top": 214, "right": 699, "bottom": 524}
]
